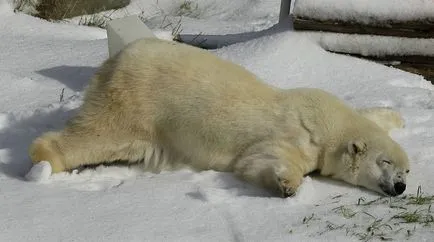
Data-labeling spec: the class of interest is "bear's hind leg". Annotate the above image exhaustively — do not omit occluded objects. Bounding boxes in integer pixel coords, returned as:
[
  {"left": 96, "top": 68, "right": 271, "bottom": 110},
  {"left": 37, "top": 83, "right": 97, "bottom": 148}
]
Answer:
[{"left": 29, "top": 127, "right": 162, "bottom": 174}]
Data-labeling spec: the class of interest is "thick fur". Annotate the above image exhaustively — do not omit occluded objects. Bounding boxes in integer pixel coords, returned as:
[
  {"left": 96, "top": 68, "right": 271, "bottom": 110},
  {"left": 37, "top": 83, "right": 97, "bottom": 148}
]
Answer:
[
  {"left": 357, "top": 107, "right": 405, "bottom": 132},
  {"left": 29, "top": 38, "right": 410, "bottom": 197}
]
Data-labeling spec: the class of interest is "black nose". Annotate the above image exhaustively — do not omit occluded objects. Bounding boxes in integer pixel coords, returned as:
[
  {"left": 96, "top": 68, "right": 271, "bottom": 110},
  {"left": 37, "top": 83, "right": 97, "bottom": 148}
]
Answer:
[{"left": 394, "top": 182, "right": 406, "bottom": 195}]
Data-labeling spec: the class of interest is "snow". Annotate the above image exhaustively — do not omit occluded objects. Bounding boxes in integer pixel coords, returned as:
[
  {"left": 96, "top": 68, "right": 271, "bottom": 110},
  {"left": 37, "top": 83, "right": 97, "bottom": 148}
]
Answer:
[
  {"left": 25, "top": 161, "right": 51, "bottom": 182},
  {"left": 1, "top": 0, "right": 434, "bottom": 241},
  {"left": 291, "top": 0, "right": 434, "bottom": 57},
  {"left": 293, "top": 0, "right": 434, "bottom": 24},
  {"left": 65, "top": 0, "right": 279, "bottom": 35},
  {"left": 0, "top": 0, "right": 14, "bottom": 16}
]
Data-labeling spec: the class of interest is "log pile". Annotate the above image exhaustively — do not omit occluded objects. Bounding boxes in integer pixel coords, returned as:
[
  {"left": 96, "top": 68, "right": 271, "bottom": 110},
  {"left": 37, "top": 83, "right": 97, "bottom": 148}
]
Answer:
[{"left": 292, "top": 13, "right": 434, "bottom": 84}]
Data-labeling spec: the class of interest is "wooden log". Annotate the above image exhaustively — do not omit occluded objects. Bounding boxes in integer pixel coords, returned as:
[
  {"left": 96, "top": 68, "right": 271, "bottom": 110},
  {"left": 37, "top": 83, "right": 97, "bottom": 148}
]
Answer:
[{"left": 293, "top": 16, "right": 434, "bottom": 39}]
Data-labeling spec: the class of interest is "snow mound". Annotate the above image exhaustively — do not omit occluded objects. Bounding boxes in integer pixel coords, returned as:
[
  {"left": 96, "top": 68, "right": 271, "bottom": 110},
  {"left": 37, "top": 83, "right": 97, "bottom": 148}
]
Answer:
[
  {"left": 303, "top": 32, "right": 434, "bottom": 57},
  {"left": 0, "top": 0, "right": 14, "bottom": 17},
  {"left": 25, "top": 161, "right": 52, "bottom": 182},
  {"left": 0, "top": 112, "right": 12, "bottom": 130},
  {"left": 153, "top": 29, "right": 175, "bottom": 41},
  {"left": 291, "top": 176, "right": 316, "bottom": 204}
]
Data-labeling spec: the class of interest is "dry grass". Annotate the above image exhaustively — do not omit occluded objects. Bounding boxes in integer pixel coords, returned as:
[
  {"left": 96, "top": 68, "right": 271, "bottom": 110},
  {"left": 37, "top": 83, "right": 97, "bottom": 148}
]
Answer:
[
  {"left": 175, "top": 0, "right": 200, "bottom": 18},
  {"left": 77, "top": 10, "right": 118, "bottom": 28},
  {"left": 299, "top": 186, "right": 434, "bottom": 241}
]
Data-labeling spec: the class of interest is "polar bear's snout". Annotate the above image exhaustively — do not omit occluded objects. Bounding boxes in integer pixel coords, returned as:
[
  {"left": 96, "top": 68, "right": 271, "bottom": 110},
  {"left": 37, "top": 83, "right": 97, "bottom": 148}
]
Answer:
[
  {"left": 379, "top": 181, "right": 406, "bottom": 196},
  {"left": 394, "top": 182, "right": 406, "bottom": 194},
  {"left": 378, "top": 170, "right": 408, "bottom": 196}
]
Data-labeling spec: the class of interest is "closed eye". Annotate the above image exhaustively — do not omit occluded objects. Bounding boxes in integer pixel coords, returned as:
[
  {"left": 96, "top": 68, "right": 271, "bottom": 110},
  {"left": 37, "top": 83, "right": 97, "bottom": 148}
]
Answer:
[{"left": 382, "top": 160, "right": 392, "bottom": 165}]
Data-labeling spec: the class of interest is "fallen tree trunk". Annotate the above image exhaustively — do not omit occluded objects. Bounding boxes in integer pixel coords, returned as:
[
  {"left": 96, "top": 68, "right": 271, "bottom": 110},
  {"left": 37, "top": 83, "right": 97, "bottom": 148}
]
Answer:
[{"left": 293, "top": 17, "right": 434, "bottom": 39}]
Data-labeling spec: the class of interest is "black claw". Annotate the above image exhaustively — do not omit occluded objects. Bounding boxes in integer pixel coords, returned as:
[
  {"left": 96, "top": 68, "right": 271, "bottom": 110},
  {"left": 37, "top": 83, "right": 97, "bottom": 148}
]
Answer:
[
  {"left": 282, "top": 188, "right": 295, "bottom": 198},
  {"left": 279, "top": 184, "right": 295, "bottom": 198},
  {"left": 276, "top": 177, "right": 296, "bottom": 198}
]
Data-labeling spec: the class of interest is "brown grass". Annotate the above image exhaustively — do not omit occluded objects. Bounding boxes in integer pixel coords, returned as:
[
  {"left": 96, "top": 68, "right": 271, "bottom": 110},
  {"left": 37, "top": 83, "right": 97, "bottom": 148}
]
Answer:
[{"left": 15, "top": 0, "right": 131, "bottom": 20}]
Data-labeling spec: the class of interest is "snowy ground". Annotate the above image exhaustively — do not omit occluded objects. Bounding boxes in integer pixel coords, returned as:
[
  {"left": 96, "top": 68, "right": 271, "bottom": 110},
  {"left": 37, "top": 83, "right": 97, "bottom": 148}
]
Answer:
[
  {"left": 292, "top": 0, "right": 434, "bottom": 24},
  {"left": 1, "top": 1, "right": 434, "bottom": 241}
]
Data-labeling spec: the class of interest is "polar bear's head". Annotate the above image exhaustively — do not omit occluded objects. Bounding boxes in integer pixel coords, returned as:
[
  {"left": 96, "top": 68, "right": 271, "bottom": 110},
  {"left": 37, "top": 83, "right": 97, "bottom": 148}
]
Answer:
[{"left": 334, "top": 136, "right": 410, "bottom": 196}]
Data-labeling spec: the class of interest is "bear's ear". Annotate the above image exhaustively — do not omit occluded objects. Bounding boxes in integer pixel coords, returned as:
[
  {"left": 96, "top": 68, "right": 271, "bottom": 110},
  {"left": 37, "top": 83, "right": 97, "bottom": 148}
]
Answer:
[{"left": 348, "top": 140, "right": 367, "bottom": 156}]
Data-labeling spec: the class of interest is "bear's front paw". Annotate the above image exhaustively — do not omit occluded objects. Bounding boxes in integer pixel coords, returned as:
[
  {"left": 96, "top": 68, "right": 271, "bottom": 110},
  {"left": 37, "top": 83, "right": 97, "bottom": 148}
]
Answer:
[
  {"left": 276, "top": 175, "right": 304, "bottom": 198},
  {"left": 277, "top": 177, "right": 297, "bottom": 198}
]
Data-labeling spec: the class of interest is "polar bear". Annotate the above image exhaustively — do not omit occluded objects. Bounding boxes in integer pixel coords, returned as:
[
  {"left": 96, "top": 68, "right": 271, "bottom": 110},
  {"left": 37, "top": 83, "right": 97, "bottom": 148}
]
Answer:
[{"left": 29, "top": 38, "right": 410, "bottom": 197}]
